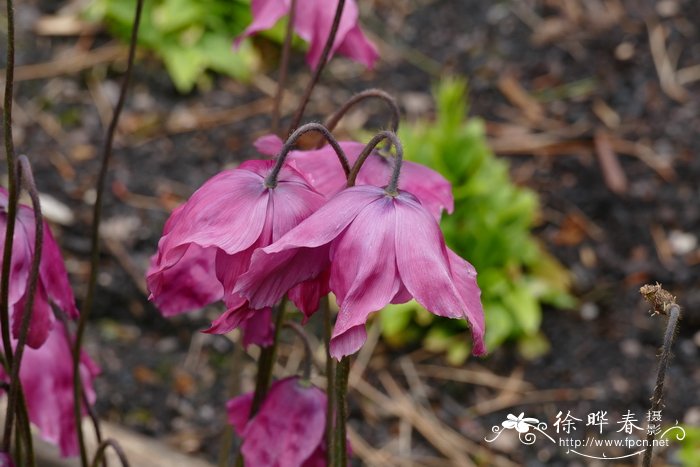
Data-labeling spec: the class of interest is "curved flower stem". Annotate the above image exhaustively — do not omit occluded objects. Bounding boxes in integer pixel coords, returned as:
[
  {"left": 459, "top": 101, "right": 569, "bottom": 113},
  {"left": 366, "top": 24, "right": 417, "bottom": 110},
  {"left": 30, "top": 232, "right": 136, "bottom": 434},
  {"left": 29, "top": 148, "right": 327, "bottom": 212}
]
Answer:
[
  {"left": 640, "top": 284, "right": 681, "bottom": 467},
  {"left": 89, "top": 438, "right": 130, "bottom": 467},
  {"left": 322, "top": 298, "right": 336, "bottom": 465},
  {"left": 1, "top": 157, "right": 43, "bottom": 460},
  {"left": 282, "top": 322, "right": 313, "bottom": 381},
  {"left": 1, "top": 0, "right": 19, "bottom": 368},
  {"left": 346, "top": 131, "right": 404, "bottom": 193},
  {"left": 333, "top": 357, "right": 350, "bottom": 467},
  {"left": 286, "top": 0, "right": 346, "bottom": 135},
  {"left": 265, "top": 122, "right": 349, "bottom": 188},
  {"left": 72, "top": 1, "right": 144, "bottom": 464},
  {"left": 271, "top": 0, "right": 297, "bottom": 135},
  {"left": 324, "top": 89, "right": 400, "bottom": 135}
]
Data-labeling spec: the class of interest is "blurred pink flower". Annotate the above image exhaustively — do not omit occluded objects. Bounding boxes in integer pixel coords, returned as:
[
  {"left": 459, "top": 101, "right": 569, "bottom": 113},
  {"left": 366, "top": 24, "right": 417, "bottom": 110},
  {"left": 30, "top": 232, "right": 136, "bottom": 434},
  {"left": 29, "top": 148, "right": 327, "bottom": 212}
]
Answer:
[
  {"left": 0, "top": 321, "right": 99, "bottom": 457},
  {"left": 147, "top": 160, "right": 328, "bottom": 344},
  {"left": 235, "top": 185, "right": 485, "bottom": 359},
  {"left": 0, "top": 188, "right": 79, "bottom": 348},
  {"left": 236, "top": 0, "right": 379, "bottom": 69},
  {"left": 0, "top": 452, "right": 14, "bottom": 467},
  {"left": 255, "top": 134, "right": 454, "bottom": 220},
  {"left": 227, "top": 377, "right": 333, "bottom": 467}
]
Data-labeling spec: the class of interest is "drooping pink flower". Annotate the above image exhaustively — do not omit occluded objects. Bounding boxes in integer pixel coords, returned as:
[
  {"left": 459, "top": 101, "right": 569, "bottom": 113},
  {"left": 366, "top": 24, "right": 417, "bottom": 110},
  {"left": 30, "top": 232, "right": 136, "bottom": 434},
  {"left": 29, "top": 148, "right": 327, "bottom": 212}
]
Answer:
[
  {"left": 255, "top": 134, "right": 454, "bottom": 220},
  {"left": 147, "top": 160, "right": 329, "bottom": 343},
  {"left": 0, "top": 187, "right": 79, "bottom": 349},
  {"left": 227, "top": 377, "right": 340, "bottom": 467},
  {"left": 236, "top": 0, "right": 379, "bottom": 69},
  {"left": 235, "top": 185, "right": 485, "bottom": 359},
  {"left": 0, "top": 321, "right": 99, "bottom": 457}
]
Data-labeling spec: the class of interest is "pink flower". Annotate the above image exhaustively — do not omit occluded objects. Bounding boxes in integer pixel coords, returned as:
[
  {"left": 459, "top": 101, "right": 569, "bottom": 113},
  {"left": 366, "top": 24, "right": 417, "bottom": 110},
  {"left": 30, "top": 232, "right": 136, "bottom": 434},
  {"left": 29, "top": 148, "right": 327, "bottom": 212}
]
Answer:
[
  {"left": 255, "top": 134, "right": 454, "bottom": 220},
  {"left": 0, "top": 187, "right": 78, "bottom": 348},
  {"left": 235, "top": 185, "right": 485, "bottom": 359},
  {"left": 147, "top": 160, "right": 328, "bottom": 343},
  {"left": 227, "top": 377, "right": 334, "bottom": 467},
  {"left": 0, "top": 322, "right": 99, "bottom": 457},
  {"left": 236, "top": 0, "right": 379, "bottom": 69}
]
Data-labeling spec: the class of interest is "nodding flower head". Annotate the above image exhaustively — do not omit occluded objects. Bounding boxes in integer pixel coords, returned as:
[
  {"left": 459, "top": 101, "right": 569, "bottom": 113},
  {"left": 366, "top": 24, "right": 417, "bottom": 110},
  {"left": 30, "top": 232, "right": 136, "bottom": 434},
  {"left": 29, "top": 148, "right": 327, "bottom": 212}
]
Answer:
[
  {"left": 235, "top": 184, "right": 485, "bottom": 359},
  {"left": 0, "top": 187, "right": 78, "bottom": 349},
  {"left": 236, "top": 0, "right": 379, "bottom": 69},
  {"left": 147, "top": 158, "right": 330, "bottom": 344}
]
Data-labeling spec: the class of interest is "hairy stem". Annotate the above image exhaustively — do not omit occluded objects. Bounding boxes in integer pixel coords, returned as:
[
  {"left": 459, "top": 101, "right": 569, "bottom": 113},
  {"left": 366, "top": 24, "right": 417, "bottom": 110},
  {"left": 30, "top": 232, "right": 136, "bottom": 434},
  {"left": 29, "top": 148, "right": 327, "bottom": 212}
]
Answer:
[
  {"left": 641, "top": 296, "right": 681, "bottom": 467},
  {"left": 72, "top": 1, "right": 144, "bottom": 464},
  {"left": 89, "top": 439, "right": 130, "bottom": 467},
  {"left": 1, "top": 0, "right": 19, "bottom": 368},
  {"left": 2, "top": 157, "right": 43, "bottom": 459},
  {"left": 287, "top": 0, "right": 346, "bottom": 134},
  {"left": 323, "top": 298, "right": 336, "bottom": 465},
  {"left": 271, "top": 0, "right": 297, "bottom": 135},
  {"left": 265, "top": 122, "right": 349, "bottom": 188},
  {"left": 346, "top": 131, "right": 404, "bottom": 193},
  {"left": 324, "top": 89, "right": 400, "bottom": 135},
  {"left": 333, "top": 357, "right": 350, "bottom": 467}
]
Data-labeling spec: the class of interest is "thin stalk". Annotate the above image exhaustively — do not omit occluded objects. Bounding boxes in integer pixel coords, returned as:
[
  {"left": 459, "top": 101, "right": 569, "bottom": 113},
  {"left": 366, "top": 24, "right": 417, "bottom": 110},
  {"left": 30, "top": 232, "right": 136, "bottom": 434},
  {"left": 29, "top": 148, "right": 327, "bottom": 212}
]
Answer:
[
  {"left": 2, "top": 156, "right": 43, "bottom": 458},
  {"left": 639, "top": 283, "right": 681, "bottom": 467},
  {"left": 333, "top": 357, "right": 350, "bottom": 467},
  {"left": 217, "top": 343, "right": 243, "bottom": 467},
  {"left": 1, "top": 0, "right": 19, "bottom": 368},
  {"left": 271, "top": 0, "right": 297, "bottom": 135},
  {"left": 265, "top": 122, "right": 349, "bottom": 188},
  {"left": 249, "top": 300, "right": 287, "bottom": 415},
  {"left": 89, "top": 439, "right": 130, "bottom": 467},
  {"left": 72, "top": 1, "right": 144, "bottom": 464},
  {"left": 282, "top": 321, "right": 312, "bottom": 381},
  {"left": 323, "top": 298, "right": 336, "bottom": 465},
  {"left": 324, "top": 89, "right": 400, "bottom": 135},
  {"left": 287, "top": 0, "right": 346, "bottom": 134},
  {"left": 346, "top": 131, "right": 404, "bottom": 193},
  {"left": 235, "top": 300, "right": 287, "bottom": 467}
]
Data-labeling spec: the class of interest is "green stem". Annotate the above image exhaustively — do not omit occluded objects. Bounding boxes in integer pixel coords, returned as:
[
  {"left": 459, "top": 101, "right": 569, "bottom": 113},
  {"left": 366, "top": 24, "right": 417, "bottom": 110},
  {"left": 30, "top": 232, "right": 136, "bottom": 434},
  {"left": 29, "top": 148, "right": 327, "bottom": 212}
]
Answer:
[
  {"left": 323, "top": 298, "right": 336, "bottom": 465},
  {"left": 333, "top": 357, "right": 350, "bottom": 467},
  {"left": 72, "top": 1, "right": 144, "bottom": 465}
]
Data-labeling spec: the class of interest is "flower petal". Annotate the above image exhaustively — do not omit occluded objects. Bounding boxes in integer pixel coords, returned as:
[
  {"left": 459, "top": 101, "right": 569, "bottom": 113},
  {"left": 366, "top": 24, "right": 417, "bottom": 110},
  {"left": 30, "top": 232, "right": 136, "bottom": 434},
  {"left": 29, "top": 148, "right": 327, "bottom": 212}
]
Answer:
[
  {"left": 335, "top": 24, "right": 379, "bottom": 69},
  {"left": 446, "top": 248, "right": 486, "bottom": 356},
  {"left": 234, "top": 0, "right": 291, "bottom": 47},
  {"left": 226, "top": 393, "right": 253, "bottom": 436}
]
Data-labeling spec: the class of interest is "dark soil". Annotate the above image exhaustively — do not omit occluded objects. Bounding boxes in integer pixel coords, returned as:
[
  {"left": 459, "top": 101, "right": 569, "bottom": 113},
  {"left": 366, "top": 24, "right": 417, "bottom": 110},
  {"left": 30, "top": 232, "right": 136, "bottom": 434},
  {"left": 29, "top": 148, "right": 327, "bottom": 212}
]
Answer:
[{"left": 2, "top": 0, "right": 699, "bottom": 465}]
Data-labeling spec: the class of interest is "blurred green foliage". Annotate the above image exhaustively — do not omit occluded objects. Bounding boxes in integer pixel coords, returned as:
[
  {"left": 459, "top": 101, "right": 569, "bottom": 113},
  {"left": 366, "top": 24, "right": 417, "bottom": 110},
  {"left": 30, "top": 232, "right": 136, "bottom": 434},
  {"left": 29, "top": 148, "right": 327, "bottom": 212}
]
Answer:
[
  {"left": 380, "top": 78, "right": 574, "bottom": 363},
  {"left": 679, "top": 425, "right": 700, "bottom": 466},
  {"left": 85, "top": 0, "right": 259, "bottom": 92}
]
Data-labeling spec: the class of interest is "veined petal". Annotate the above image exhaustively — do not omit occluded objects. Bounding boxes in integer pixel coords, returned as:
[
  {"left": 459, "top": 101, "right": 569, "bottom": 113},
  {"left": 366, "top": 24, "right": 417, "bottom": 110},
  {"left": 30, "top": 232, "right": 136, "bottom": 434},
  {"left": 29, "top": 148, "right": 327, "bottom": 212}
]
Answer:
[
  {"left": 236, "top": 187, "right": 381, "bottom": 308},
  {"left": 446, "top": 248, "right": 486, "bottom": 356},
  {"left": 296, "top": 0, "right": 359, "bottom": 69},
  {"left": 240, "top": 307, "right": 274, "bottom": 348},
  {"left": 329, "top": 195, "right": 400, "bottom": 357},
  {"left": 287, "top": 141, "right": 365, "bottom": 197},
  {"left": 241, "top": 378, "right": 326, "bottom": 467},
  {"left": 393, "top": 192, "right": 465, "bottom": 319},
  {"left": 12, "top": 281, "right": 53, "bottom": 349}
]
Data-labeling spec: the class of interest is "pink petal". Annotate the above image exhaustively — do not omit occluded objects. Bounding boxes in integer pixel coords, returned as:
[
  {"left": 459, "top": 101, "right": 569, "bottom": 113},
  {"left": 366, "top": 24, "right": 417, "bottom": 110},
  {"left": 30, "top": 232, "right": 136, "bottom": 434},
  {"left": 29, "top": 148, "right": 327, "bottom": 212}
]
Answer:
[
  {"left": 241, "top": 307, "right": 274, "bottom": 348},
  {"left": 287, "top": 141, "right": 365, "bottom": 197},
  {"left": 297, "top": 0, "right": 359, "bottom": 69},
  {"left": 288, "top": 269, "right": 330, "bottom": 321},
  {"left": 329, "top": 193, "right": 401, "bottom": 358},
  {"left": 147, "top": 245, "right": 223, "bottom": 316},
  {"left": 393, "top": 192, "right": 465, "bottom": 319},
  {"left": 236, "top": 187, "right": 380, "bottom": 309},
  {"left": 335, "top": 24, "right": 379, "bottom": 69},
  {"left": 234, "top": 0, "right": 291, "bottom": 48},
  {"left": 226, "top": 392, "right": 254, "bottom": 436},
  {"left": 446, "top": 248, "right": 486, "bottom": 355},
  {"left": 241, "top": 377, "right": 326, "bottom": 467},
  {"left": 253, "top": 134, "right": 284, "bottom": 156},
  {"left": 12, "top": 281, "right": 53, "bottom": 349},
  {"left": 39, "top": 224, "right": 79, "bottom": 319}
]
